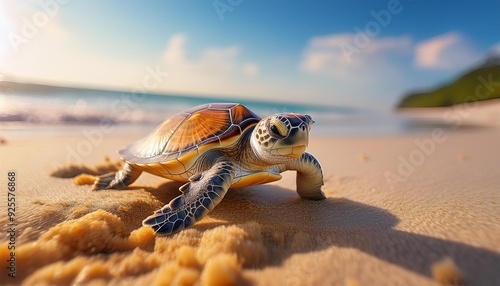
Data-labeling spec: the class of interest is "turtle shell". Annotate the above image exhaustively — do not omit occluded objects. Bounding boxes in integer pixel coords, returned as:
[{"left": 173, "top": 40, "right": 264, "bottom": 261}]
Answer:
[{"left": 119, "top": 103, "right": 260, "bottom": 166}]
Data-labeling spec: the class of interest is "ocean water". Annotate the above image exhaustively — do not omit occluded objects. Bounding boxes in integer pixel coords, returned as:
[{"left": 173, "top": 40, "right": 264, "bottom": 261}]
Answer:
[{"left": 0, "top": 87, "right": 452, "bottom": 137}]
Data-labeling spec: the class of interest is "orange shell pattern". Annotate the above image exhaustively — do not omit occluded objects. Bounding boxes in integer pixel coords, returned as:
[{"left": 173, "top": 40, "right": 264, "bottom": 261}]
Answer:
[{"left": 119, "top": 103, "right": 260, "bottom": 165}]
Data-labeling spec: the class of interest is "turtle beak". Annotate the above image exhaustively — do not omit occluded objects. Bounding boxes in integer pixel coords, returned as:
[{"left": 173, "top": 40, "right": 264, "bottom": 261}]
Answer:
[
  {"left": 283, "top": 123, "right": 309, "bottom": 158},
  {"left": 296, "top": 124, "right": 309, "bottom": 147},
  {"left": 290, "top": 145, "right": 307, "bottom": 158}
]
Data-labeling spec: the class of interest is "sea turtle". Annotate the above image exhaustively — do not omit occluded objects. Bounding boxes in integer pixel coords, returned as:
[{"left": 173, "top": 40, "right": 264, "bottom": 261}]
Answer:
[{"left": 93, "top": 103, "right": 325, "bottom": 235}]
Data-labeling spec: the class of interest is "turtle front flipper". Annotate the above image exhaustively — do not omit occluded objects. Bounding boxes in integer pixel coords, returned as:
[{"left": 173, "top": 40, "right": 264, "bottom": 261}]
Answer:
[
  {"left": 92, "top": 163, "right": 142, "bottom": 191},
  {"left": 143, "top": 160, "right": 235, "bottom": 235},
  {"left": 283, "top": 152, "right": 326, "bottom": 200}
]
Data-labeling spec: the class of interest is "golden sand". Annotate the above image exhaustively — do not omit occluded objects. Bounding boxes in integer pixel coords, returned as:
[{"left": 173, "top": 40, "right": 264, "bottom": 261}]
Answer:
[
  {"left": 1, "top": 130, "right": 500, "bottom": 285},
  {"left": 358, "top": 152, "right": 369, "bottom": 162},
  {"left": 73, "top": 173, "right": 98, "bottom": 185},
  {"left": 0, "top": 208, "right": 272, "bottom": 285},
  {"left": 345, "top": 278, "right": 362, "bottom": 286},
  {"left": 431, "top": 257, "right": 463, "bottom": 285},
  {"left": 50, "top": 157, "right": 122, "bottom": 178}
]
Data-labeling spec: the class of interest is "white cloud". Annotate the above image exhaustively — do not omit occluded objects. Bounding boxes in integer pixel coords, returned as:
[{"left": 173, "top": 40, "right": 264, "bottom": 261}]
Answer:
[
  {"left": 415, "top": 32, "right": 480, "bottom": 70},
  {"left": 162, "top": 33, "right": 186, "bottom": 64},
  {"left": 159, "top": 33, "right": 260, "bottom": 96},
  {"left": 301, "top": 33, "right": 411, "bottom": 80},
  {"left": 490, "top": 43, "right": 500, "bottom": 55},
  {"left": 242, "top": 62, "right": 258, "bottom": 76},
  {"left": 162, "top": 33, "right": 248, "bottom": 74}
]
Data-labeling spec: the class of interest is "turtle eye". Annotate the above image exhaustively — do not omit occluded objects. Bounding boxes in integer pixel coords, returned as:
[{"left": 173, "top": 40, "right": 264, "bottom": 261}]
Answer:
[
  {"left": 270, "top": 124, "right": 281, "bottom": 136},
  {"left": 269, "top": 118, "right": 288, "bottom": 137}
]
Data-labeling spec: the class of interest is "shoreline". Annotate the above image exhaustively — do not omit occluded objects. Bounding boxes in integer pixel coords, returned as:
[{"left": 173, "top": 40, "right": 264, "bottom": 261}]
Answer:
[
  {"left": 396, "top": 97, "right": 500, "bottom": 127},
  {"left": 3, "top": 98, "right": 500, "bottom": 139}
]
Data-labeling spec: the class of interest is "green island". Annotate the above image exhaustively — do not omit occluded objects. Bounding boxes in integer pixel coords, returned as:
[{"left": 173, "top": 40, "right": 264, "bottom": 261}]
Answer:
[{"left": 397, "top": 58, "right": 500, "bottom": 108}]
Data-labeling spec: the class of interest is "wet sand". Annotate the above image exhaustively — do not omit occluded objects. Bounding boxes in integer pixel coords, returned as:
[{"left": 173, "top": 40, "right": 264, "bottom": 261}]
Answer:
[{"left": 1, "top": 129, "right": 500, "bottom": 285}]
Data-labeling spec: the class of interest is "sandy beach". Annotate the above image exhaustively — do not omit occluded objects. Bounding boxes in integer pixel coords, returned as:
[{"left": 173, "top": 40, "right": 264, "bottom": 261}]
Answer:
[
  {"left": 0, "top": 124, "right": 499, "bottom": 286},
  {"left": 2, "top": 0, "right": 500, "bottom": 284}
]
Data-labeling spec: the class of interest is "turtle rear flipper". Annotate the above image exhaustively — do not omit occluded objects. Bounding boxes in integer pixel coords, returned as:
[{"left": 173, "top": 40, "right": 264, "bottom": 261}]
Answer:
[
  {"left": 143, "top": 160, "right": 235, "bottom": 235},
  {"left": 92, "top": 163, "right": 142, "bottom": 191}
]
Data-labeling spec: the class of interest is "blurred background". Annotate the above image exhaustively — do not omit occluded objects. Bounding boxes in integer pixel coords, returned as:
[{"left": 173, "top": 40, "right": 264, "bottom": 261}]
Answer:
[{"left": 1, "top": 0, "right": 499, "bottom": 136}]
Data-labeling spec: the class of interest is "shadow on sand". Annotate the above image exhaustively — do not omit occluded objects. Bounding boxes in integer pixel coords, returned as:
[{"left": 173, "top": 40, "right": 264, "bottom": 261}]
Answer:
[{"left": 143, "top": 181, "right": 500, "bottom": 285}]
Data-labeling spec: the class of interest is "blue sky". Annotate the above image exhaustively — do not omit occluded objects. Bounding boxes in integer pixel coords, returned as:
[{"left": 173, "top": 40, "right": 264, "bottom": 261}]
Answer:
[{"left": 1, "top": 0, "right": 499, "bottom": 110}]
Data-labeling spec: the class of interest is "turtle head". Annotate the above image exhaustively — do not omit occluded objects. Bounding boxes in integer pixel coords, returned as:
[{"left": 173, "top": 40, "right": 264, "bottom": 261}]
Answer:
[{"left": 251, "top": 113, "right": 313, "bottom": 164}]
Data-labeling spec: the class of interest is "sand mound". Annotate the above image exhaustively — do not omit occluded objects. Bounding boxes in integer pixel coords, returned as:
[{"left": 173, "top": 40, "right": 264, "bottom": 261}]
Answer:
[
  {"left": 1, "top": 209, "right": 301, "bottom": 285},
  {"left": 198, "top": 222, "right": 267, "bottom": 267},
  {"left": 431, "top": 257, "right": 463, "bottom": 285},
  {"left": 49, "top": 156, "right": 122, "bottom": 178}
]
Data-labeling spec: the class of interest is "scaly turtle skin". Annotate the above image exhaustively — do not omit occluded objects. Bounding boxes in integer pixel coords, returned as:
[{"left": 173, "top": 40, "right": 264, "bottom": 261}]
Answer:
[{"left": 93, "top": 103, "right": 325, "bottom": 235}]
